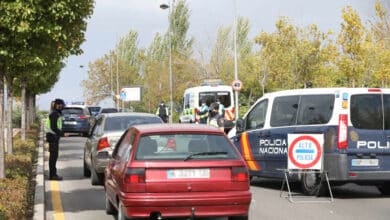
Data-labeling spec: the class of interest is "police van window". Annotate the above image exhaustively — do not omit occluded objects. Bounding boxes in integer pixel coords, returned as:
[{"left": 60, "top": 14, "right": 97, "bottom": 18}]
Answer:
[
  {"left": 246, "top": 99, "right": 268, "bottom": 130},
  {"left": 351, "top": 94, "right": 383, "bottom": 129},
  {"left": 199, "top": 92, "right": 213, "bottom": 106},
  {"left": 184, "top": 93, "right": 190, "bottom": 108},
  {"left": 296, "top": 95, "right": 334, "bottom": 125},
  {"left": 217, "top": 92, "right": 231, "bottom": 108},
  {"left": 384, "top": 94, "right": 390, "bottom": 130},
  {"left": 199, "top": 91, "right": 231, "bottom": 107},
  {"left": 270, "top": 96, "right": 299, "bottom": 127}
]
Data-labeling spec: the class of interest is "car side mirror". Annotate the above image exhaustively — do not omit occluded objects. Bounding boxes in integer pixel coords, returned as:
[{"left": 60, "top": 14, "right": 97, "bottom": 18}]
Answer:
[{"left": 236, "top": 119, "right": 245, "bottom": 133}]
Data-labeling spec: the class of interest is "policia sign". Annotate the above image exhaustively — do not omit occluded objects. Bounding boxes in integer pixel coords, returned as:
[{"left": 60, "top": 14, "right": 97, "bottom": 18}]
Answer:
[{"left": 287, "top": 134, "right": 324, "bottom": 170}]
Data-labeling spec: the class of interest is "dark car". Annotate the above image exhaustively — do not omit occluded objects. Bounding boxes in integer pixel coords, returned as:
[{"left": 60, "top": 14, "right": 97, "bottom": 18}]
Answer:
[
  {"left": 98, "top": 107, "right": 118, "bottom": 114},
  {"left": 104, "top": 124, "right": 251, "bottom": 220},
  {"left": 83, "top": 112, "right": 164, "bottom": 185},
  {"left": 88, "top": 106, "right": 101, "bottom": 116},
  {"left": 62, "top": 105, "right": 92, "bottom": 136}
]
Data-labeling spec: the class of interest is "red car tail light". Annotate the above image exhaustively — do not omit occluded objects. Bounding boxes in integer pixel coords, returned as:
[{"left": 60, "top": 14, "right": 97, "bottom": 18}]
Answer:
[
  {"left": 97, "top": 137, "right": 111, "bottom": 151},
  {"left": 79, "top": 115, "right": 87, "bottom": 119},
  {"left": 124, "top": 168, "right": 145, "bottom": 184},
  {"left": 231, "top": 167, "right": 248, "bottom": 182}
]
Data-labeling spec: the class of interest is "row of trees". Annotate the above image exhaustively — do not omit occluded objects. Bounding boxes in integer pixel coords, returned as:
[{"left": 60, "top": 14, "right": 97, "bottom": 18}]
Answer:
[
  {"left": 0, "top": 1, "right": 95, "bottom": 178},
  {"left": 83, "top": 0, "right": 389, "bottom": 118}
]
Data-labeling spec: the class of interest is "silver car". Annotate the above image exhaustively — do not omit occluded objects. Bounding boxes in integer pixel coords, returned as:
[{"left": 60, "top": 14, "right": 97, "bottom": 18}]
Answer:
[{"left": 83, "top": 112, "right": 163, "bottom": 185}]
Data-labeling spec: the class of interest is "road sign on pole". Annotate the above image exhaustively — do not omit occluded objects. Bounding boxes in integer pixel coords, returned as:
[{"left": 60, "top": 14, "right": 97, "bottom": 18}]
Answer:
[{"left": 231, "top": 79, "right": 243, "bottom": 91}]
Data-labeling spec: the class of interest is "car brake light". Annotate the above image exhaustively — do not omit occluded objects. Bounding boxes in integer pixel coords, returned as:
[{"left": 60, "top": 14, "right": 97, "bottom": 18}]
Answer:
[
  {"left": 97, "top": 137, "right": 111, "bottom": 151},
  {"left": 338, "top": 114, "right": 348, "bottom": 149},
  {"left": 79, "top": 115, "right": 87, "bottom": 119},
  {"left": 231, "top": 167, "right": 248, "bottom": 182},
  {"left": 124, "top": 168, "right": 145, "bottom": 184}
]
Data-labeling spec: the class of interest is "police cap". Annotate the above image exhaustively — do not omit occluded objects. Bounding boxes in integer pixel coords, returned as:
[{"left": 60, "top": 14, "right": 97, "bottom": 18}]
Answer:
[{"left": 54, "top": 99, "right": 65, "bottom": 106}]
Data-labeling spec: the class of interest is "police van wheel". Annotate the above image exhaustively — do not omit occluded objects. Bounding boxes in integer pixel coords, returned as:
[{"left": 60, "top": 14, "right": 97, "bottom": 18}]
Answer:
[{"left": 301, "top": 172, "right": 325, "bottom": 196}]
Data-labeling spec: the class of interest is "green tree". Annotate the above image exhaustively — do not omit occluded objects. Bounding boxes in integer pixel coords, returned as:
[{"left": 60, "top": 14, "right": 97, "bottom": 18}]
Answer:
[
  {"left": 367, "top": 1, "right": 390, "bottom": 87},
  {"left": 337, "top": 6, "right": 368, "bottom": 87},
  {"left": 82, "top": 31, "right": 143, "bottom": 110},
  {"left": 255, "top": 17, "right": 298, "bottom": 91},
  {"left": 0, "top": 0, "right": 94, "bottom": 178}
]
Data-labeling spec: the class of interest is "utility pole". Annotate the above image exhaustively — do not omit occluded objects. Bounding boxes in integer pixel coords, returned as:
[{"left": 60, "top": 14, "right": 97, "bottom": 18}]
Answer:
[{"left": 233, "top": 0, "right": 239, "bottom": 120}]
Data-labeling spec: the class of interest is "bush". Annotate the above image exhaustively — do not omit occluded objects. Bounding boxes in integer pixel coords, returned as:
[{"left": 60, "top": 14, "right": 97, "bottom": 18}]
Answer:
[
  {"left": 0, "top": 126, "right": 38, "bottom": 219},
  {"left": 5, "top": 154, "right": 34, "bottom": 179},
  {"left": 0, "top": 177, "right": 28, "bottom": 219}
]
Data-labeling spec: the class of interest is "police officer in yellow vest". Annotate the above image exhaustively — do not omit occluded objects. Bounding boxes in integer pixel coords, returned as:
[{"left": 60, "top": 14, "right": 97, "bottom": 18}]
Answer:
[
  {"left": 197, "top": 100, "right": 209, "bottom": 124},
  {"left": 45, "top": 98, "right": 66, "bottom": 180}
]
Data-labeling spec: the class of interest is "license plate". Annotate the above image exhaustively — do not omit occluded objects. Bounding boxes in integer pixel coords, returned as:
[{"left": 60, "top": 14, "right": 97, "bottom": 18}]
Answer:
[
  {"left": 351, "top": 159, "right": 379, "bottom": 166},
  {"left": 167, "top": 169, "right": 210, "bottom": 179},
  {"left": 64, "top": 121, "right": 77, "bottom": 125}
]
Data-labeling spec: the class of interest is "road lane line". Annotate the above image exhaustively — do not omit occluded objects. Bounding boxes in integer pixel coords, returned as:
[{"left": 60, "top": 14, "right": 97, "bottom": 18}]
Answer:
[{"left": 50, "top": 180, "right": 65, "bottom": 220}]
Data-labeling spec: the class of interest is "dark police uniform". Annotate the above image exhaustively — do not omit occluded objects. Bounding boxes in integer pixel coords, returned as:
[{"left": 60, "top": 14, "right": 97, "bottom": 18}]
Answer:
[{"left": 45, "top": 99, "right": 65, "bottom": 180}]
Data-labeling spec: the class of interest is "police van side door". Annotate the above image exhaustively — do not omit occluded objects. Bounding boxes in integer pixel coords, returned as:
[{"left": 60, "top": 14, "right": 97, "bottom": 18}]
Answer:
[
  {"left": 264, "top": 95, "right": 301, "bottom": 177},
  {"left": 233, "top": 98, "right": 268, "bottom": 176}
]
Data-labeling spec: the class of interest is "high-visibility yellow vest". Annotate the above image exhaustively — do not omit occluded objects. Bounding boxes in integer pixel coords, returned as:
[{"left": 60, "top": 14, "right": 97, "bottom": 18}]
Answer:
[{"left": 45, "top": 114, "right": 62, "bottom": 134}]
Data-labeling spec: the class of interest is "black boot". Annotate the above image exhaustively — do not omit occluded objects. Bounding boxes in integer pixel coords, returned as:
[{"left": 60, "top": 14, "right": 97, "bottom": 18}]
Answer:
[{"left": 49, "top": 175, "right": 63, "bottom": 181}]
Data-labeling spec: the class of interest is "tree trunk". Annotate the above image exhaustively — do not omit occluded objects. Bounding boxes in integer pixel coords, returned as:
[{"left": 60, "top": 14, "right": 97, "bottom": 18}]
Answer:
[
  {"left": 31, "top": 94, "right": 36, "bottom": 126},
  {"left": 28, "top": 94, "right": 34, "bottom": 128},
  {"left": 0, "top": 73, "right": 5, "bottom": 178},
  {"left": 26, "top": 94, "right": 31, "bottom": 129},
  {"left": 5, "top": 75, "right": 13, "bottom": 154},
  {"left": 21, "top": 78, "right": 26, "bottom": 141}
]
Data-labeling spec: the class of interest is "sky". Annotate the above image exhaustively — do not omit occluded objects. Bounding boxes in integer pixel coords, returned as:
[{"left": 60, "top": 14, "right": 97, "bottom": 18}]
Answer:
[{"left": 36, "top": 0, "right": 378, "bottom": 110}]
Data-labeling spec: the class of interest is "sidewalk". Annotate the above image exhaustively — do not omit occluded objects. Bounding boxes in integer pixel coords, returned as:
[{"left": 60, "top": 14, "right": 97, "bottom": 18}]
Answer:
[{"left": 33, "top": 126, "right": 45, "bottom": 220}]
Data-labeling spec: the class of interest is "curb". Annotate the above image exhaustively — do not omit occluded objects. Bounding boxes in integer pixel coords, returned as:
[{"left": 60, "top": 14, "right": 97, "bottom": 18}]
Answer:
[{"left": 33, "top": 125, "right": 45, "bottom": 220}]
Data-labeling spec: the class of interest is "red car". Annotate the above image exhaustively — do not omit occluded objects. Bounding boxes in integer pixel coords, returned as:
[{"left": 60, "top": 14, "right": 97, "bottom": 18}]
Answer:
[{"left": 104, "top": 124, "right": 251, "bottom": 220}]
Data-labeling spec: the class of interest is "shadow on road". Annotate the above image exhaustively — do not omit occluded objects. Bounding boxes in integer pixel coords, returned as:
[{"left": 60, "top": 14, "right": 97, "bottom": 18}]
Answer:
[{"left": 250, "top": 176, "right": 388, "bottom": 199}]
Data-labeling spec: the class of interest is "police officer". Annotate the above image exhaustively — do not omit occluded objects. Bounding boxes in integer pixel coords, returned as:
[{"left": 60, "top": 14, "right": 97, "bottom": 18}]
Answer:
[
  {"left": 156, "top": 101, "right": 169, "bottom": 123},
  {"left": 197, "top": 100, "right": 209, "bottom": 124},
  {"left": 45, "top": 98, "right": 67, "bottom": 180},
  {"left": 208, "top": 102, "right": 224, "bottom": 131},
  {"left": 216, "top": 98, "right": 225, "bottom": 118}
]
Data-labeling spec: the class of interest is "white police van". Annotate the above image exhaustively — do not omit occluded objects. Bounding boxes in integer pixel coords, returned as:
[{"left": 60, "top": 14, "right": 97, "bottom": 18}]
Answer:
[
  {"left": 229, "top": 88, "right": 390, "bottom": 196},
  {"left": 179, "top": 82, "right": 235, "bottom": 125}
]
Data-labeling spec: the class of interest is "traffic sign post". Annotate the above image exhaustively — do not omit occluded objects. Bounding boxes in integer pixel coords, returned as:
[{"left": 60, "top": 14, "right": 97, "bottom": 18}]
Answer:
[
  {"left": 279, "top": 134, "right": 333, "bottom": 203},
  {"left": 231, "top": 79, "right": 243, "bottom": 91}
]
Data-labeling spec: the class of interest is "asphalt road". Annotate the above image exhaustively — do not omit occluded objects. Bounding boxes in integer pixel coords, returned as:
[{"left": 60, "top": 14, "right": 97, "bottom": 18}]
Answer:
[{"left": 44, "top": 136, "right": 390, "bottom": 220}]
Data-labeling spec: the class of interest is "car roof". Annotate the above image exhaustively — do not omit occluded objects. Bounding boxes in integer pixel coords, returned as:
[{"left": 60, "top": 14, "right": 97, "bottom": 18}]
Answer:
[
  {"left": 260, "top": 87, "right": 390, "bottom": 99},
  {"left": 98, "top": 112, "right": 161, "bottom": 118},
  {"left": 131, "top": 123, "right": 224, "bottom": 135},
  {"left": 64, "top": 105, "right": 88, "bottom": 109}
]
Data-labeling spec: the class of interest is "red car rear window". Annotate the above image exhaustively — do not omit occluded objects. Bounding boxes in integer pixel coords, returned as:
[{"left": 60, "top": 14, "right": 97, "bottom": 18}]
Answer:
[{"left": 135, "top": 134, "right": 239, "bottom": 161}]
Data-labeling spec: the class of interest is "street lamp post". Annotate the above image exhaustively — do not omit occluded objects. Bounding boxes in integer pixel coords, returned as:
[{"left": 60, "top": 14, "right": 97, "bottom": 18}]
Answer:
[
  {"left": 160, "top": 2, "right": 173, "bottom": 123},
  {"left": 233, "top": 0, "right": 239, "bottom": 120}
]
